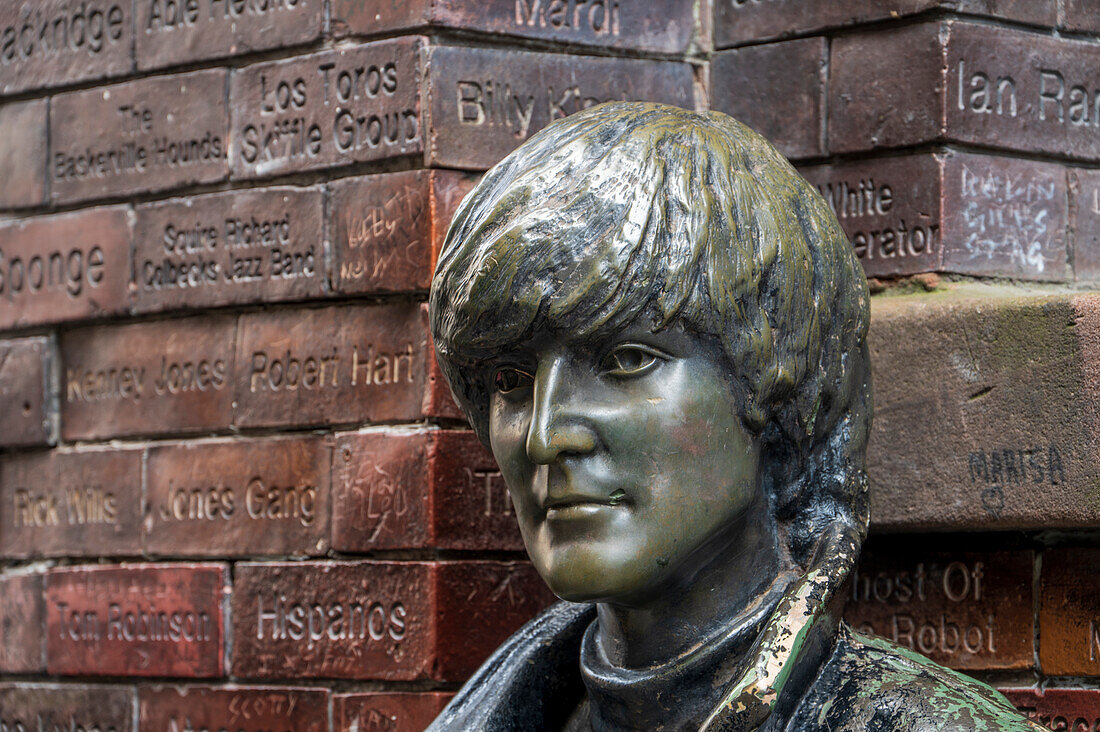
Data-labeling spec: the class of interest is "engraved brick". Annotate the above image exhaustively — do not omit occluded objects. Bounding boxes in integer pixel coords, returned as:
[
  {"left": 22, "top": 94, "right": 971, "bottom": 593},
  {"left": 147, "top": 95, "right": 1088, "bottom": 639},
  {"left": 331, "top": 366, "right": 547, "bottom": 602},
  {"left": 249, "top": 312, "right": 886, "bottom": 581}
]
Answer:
[
  {"left": 0, "top": 447, "right": 142, "bottom": 558},
  {"left": 711, "top": 38, "right": 826, "bottom": 160},
  {"left": 144, "top": 436, "right": 330, "bottom": 557},
  {"left": 829, "top": 21, "right": 1100, "bottom": 162},
  {"left": 133, "top": 187, "right": 326, "bottom": 314},
  {"left": 335, "top": 692, "right": 452, "bottom": 732},
  {"left": 51, "top": 69, "right": 228, "bottom": 204},
  {"left": 231, "top": 561, "right": 553, "bottom": 680},
  {"left": 798, "top": 152, "right": 1069, "bottom": 280},
  {"left": 234, "top": 303, "right": 428, "bottom": 429},
  {"left": 0, "top": 573, "right": 45, "bottom": 673},
  {"left": 136, "top": 0, "right": 323, "bottom": 71},
  {"left": 0, "top": 1, "right": 131, "bottom": 95},
  {"left": 330, "top": 170, "right": 478, "bottom": 296},
  {"left": 329, "top": 0, "right": 696, "bottom": 54},
  {"left": 60, "top": 315, "right": 236, "bottom": 440},
  {"left": 0, "top": 207, "right": 130, "bottom": 329},
  {"left": 139, "top": 686, "right": 329, "bottom": 732},
  {"left": 333, "top": 430, "right": 522, "bottom": 552},
  {"left": 0, "top": 99, "right": 47, "bottom": 209},
  {"left": 46, "top": 564, "right": 226, "bottom": 677},
  {"left": 0, "top": 337, "right": 55, "bottom": 448},
  {"left": 0, "top": 684, "right": 133, "bottom": 732},
  {"left": 1039, "top": 548, "right": 1100, "bottom": 676},
  {"left": 1001, "top": 688, "right": 1100, "bottom": 731},
  {"left": 1072, "top": 169, "right": 1100, "bottom": 282},
  {"left": 845, "top": 548, "right": 1033, "bottom": 670},
  {"left": 866, "top": 291, "right": 1100, "bottom": 531}
]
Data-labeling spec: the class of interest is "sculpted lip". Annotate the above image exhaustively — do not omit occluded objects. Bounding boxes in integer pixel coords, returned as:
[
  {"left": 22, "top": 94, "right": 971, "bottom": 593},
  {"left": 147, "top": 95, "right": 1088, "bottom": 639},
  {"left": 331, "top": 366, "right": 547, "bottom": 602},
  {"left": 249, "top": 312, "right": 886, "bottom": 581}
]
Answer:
[{"left": 542, "top": 489, "right": 629, "bottom": 514}]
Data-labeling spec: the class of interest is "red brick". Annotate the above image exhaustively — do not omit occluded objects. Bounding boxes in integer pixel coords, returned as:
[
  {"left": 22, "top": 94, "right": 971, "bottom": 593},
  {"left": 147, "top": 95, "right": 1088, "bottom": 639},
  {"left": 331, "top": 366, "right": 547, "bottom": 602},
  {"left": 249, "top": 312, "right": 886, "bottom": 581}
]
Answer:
[
  {"left": 0, "top": 1, "right": 132, "bottom": 95},
  {"left": 0, "top": 207, "right": 130, "bottom": 329},
  {"left": 139, "top": 686, "right": 329, "bottom": 732},
  {"left": 711, "top": 38, "right": 826, "bottom": 160},
  {"left": 845, "top": 548, "right": 1033, "bottom": 671},
  {"left": 0, "top": 447, "right": 142, "bottom": 559},
  {"left": 330, "top": 170, "right": 478, "bottom": 296},
  {"left": 144, "top": 436, "right": 330, "bottom": 557},
  {"left": 0, "top": 573, "right": 45, "bottom": 673},
  {"left": 335, "top": 692, "right": 452, "bottom": 732},
  {"left": 1001, "top": 688, "right": 1100, "bottom": 731},
  {"left": 330, "top": 0, "right": 697, "bottom": 54},
  {"left": 1039, "top": 548, "right": 1100, "bottom": 676},
  {"left": 136, "top": 0, "right": 322, "bottom": 71},
  {"left": 60, "top": 315, "right": 236, "bottom": 440},
  {"left": 0, "top": 684, "right": 133, "bottom": 732},
  {"left": 46, "top": 564, "right": 226, "bottom": 678},
  {"left": 1064, "top": 0, "right": 1100, "bottom": 33},
  {"left": 1072, "top": 169, "right": 1100, "bottom": 282},
  {"left": 51, "top": 69, "right": 228, "bottom": 204},
  {"left": 0, "top": 99, "right": 47, "bottom": 209},
  {"left": 829, "top": 22, "right": 1100, "bottom": 162},
  {"left": 0, "top": 337, "right": 55, "bottom": 448},
  {"left": 133, "top": 187, "right": 326, "bottom": 314},
  {"left": 333, "top": 430, "right": 522, "bottom": 552},
  {"left": 231, "top": 561, "right": 553, "bottom": 680}
]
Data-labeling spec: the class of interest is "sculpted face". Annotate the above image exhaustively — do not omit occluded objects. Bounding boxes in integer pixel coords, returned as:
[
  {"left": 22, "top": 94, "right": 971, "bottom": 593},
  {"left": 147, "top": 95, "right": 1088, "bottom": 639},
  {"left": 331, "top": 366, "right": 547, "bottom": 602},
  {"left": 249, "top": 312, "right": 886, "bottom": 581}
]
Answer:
[{"left": 486, "top": 321, "right": 763, "bottom": 605}]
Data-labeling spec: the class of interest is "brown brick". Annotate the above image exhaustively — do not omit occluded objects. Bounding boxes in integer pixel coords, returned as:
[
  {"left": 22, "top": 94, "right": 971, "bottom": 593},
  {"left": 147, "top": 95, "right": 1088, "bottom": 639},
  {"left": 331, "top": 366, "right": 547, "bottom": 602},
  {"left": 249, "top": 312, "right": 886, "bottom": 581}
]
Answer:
[
  {"left": 0, "top": 684, "right": 133, "bottom": 732},
  {"left": 139, "top": 686, "right": 329, "bottom": 732},
  {"left": 845, "top": 548, "right": 1033, "bottom": 671},
  {"left": 51, "top": 69, "right": 228, "bottom": 204},
  {"left": 330, "top": 170, "right": 478, "bottom": 296},
  {"left": 333, "top": 430, "right": 522, "bottom": 552},
  {"left": 133, "top": 187, "right": 326, "bottom": 314},
  {"left": 0, "top": 1, "right": 132, "bottom": 95},
  {"left": 0, "top": 207, "right": 130, "bottom": 329},
  {"left": 1039, "top": 548, "right": 1100, "bottom": 676},
  {"left": 866, "top": 290, "right": 1100, "bottom": 531},
  {"left": 330, "top": 0, "right": 696, "bottom": 54},
  {"left": 1001, "top": 688, "right": 1100, "bottom": 731},
  {"left": 799, "top": 152, "right": 1069, "bottom": 280},
  {"left": 0, "top": 573, "right": 44, "bottom": 673},
  {"left": 0, "top": 99, "right": 47, "bottom": 209},
  {"left": 711, "top": 38, "right": 826, "bottom": 160},
  {"left": 0, "top": 337, "right": 55, "bottom": 448},
  {"left": 334, "top": 692, "right": 451, "bottom": 732},
  {"left": 829, "top": 21, "right": 1100, "bottom": 162},
  {"left": 144, "top": 436, "right": 330, "bottom": 557},
  {"left": 234, "top": 303, "right": 427, "bottom": 429},
  {"left": 1063, "top": 0, "right": 1100, "bottom": 33},
  {"left": 231, "top": 560, "right": 553, "bottom": 680},
  {"left": 46, "top": 564, "right": 226, "bottom": 677},
  {"left": 136, "top": 0, "right": 323, "bottom": 71},
  {"left": 1072, "top": 169, "right": 1100, "bottom": 282},
  {"left": 60, "top": 315, "right": 236, "bottom": 440},
  {"left": 0, "top": 447, "right": 142, "bottom": 558}
]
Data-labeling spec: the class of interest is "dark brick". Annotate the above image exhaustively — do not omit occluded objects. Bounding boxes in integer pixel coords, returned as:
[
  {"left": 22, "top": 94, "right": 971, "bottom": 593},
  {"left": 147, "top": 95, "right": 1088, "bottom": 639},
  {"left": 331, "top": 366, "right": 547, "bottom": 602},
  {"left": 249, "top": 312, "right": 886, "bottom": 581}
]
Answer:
[
  {"left": 139, "top": 686, "right": 329, "bottom": 732},
  {"left": 335, "top": 692, "right": 452, "bottom": 732},
  {"left": 60, "top": 315, "right": 236, "bottom": 440},
  {"left": 330, "top": 0, "right": 697, "bottom": 54},
  {"left": 0, "top": 337, "right": 55, "bottom": 448},
  {"left": 231, "top": 561, "right": 553, "bottom": 680},
  {"left": 711, "top": 38, "right": 826, "bottom": 160},
  {"left": 0, "top": 99, "right": 47, "bottom": 209},
  {"left": 46, "top": 564, "right": 226, "bottom": 677},
  {"left": 144, "top": 436, "right": 331, "bottom": 557},
  {"left": 330, "top": 170, "right": 478, "bottom": 296},
  {"left": 0, "top": 684, "right": 133, "bottom": 732},
  {"left": 0, "top": 447, "right": 142, "bottom": 558},
  {"left": 136, "top": 0, "right": 323, "bottom": 71},
  {"left": 0, "top": 573, "right": 45, "bottom": 673},
  {"left": 333, "top": 430, "right": 522, "bottom": 552},
  {"left": 51, "top": 69, "right": 228, "bottom": 204},
  {"left": 0, "top": 1, "right": 131, "bottom": 95},
  {"left": 1039, "top": 548, "right": 1100, "bottom": 676},
  {"left": 0, "top": 207, "right": 130, "bottom": 329},
  {"left": 1063, "top": 0, "right": 1100, "bottom": 34},
  {"left": 1001, "top": 688, "right": 1100, "bottom": 731},
  {"left": 133, "top": 187, "right": 326, "bottom": 314},
  {"left": 1072, "top": 169, "right": 1100, "bottom": 282}
]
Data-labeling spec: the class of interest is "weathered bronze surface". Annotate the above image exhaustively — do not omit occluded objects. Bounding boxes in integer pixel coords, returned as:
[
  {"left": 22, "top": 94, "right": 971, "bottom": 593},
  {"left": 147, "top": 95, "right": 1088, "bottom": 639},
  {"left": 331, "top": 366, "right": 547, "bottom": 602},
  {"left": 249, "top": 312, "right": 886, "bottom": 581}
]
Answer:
[{"left": 426, "top": 102, "right": 1043, "bottom": 730}]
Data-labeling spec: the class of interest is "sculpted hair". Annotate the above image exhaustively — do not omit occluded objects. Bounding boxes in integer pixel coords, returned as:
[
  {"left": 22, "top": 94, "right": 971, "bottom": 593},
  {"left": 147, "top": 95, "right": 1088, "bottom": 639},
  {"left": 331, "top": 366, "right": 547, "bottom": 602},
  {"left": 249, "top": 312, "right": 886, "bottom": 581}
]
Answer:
[{"left": 429, "top": 102, "right": 872, "bottom": 562}]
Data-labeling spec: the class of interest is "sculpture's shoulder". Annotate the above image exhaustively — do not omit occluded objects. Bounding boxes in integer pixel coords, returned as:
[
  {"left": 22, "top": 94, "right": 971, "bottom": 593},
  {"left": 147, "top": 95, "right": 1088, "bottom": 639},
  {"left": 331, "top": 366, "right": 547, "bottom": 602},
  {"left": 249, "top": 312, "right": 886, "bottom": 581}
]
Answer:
[{"left": 788, "top": 624, "right": 1043, "bottom": 732}]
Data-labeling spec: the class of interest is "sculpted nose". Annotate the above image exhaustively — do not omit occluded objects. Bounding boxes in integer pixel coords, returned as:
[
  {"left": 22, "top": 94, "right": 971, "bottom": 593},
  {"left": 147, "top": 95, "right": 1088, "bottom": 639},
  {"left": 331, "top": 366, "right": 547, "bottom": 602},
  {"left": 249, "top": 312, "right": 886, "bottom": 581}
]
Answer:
[{"left": 526, "top": 357, "right": 598, "bottom": 464}]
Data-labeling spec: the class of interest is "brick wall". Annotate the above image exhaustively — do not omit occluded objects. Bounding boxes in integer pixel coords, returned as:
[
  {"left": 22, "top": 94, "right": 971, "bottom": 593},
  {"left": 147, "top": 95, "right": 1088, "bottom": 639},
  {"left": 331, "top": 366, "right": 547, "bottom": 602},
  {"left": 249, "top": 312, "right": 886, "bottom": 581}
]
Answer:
[{"left": 0, "top": 2, "right": 1097, "bottom": 730}]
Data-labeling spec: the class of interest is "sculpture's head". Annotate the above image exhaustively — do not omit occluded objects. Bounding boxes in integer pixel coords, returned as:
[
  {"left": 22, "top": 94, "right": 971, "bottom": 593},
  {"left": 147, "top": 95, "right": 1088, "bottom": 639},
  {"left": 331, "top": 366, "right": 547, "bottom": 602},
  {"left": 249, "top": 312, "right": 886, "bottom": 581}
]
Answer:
[{"left": 429, "top": 102, "right": 871, "bottom": 605}]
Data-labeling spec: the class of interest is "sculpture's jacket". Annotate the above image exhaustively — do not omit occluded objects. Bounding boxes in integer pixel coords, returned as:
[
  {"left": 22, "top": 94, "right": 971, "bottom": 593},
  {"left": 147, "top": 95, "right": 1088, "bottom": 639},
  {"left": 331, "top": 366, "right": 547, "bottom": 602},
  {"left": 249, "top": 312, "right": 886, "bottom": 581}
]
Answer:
[{"left": 427, "top": 524, "right": 1043, "bottom": 731}]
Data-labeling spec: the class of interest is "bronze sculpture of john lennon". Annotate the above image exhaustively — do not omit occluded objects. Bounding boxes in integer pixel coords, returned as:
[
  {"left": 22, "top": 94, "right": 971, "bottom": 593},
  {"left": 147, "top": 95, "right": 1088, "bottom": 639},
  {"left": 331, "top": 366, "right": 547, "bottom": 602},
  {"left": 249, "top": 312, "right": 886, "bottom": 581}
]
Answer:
[{"left": 425, "top": 102, "right": 1040, "bottom": 731}]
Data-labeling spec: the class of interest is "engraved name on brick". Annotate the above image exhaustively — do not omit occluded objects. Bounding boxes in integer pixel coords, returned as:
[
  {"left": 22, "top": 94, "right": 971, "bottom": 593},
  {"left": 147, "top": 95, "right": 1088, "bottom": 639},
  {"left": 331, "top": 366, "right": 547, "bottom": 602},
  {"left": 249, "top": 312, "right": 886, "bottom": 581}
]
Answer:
[
  {"left": 139, "top": 686, "right": 329, "bottom": 732},
  {"left": 1001, "top": 688, "right": 1100, "bottom": 732},
  {"left": 1039, "top": 548, "right": 1100, "bottom": 676},
  {"left": 0, "top": 684, "right": 133, "bottom": 732},
  {"left": 334, "top": 692, "right": 451, "bottom": 732}
]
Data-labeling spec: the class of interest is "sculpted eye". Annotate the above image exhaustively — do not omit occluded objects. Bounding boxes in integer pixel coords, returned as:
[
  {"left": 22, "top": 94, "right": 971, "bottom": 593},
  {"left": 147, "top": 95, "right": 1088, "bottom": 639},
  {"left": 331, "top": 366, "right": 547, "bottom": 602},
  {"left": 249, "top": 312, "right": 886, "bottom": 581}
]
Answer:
[
  {"left": 494, "top": 367, "right": 533, "bottom": 394},
  {"left": 603, "top": 345, "right": 665, "bottom": 377}
]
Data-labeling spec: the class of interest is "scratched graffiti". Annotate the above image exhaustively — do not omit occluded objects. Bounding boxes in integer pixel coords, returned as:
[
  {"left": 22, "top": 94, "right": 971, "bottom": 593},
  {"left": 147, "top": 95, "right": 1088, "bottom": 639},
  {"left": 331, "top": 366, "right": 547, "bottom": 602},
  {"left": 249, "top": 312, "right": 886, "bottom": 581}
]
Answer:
[{"left": 958, "top": 163, "right": 1056, "bottom": 273}]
